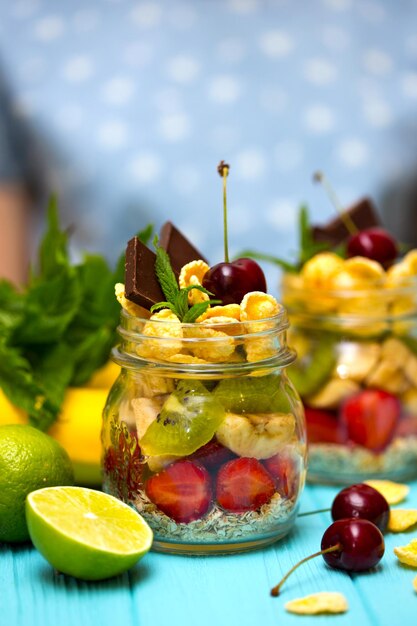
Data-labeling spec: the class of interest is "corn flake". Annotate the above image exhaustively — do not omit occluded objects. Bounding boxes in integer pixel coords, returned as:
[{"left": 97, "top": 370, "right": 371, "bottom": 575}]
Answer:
[
  {"left": 240, "top": 291, "right": 281, "bottom": 321},
  {"left": 179, "top": 260, "right": 210, "bottom": 305},
  {"left": 136, "top": 309, "right": 183, "bottom": 360},
  {"left": 285, "top": 592, "right": 348, "bottom": 615},
  {"left": 364, "top": 480, "right": 410, "bottom": 505},
  {"left": 388, "top": 509, "right": 417, "bottom": 533},
  {"left": 167, "top": 353, "right": 208, "bottom": 364},
  {"left": 184, "top": 326, "right": 235, "bottom": 362},
  {"left": 301, "top": 252, "right": 344, "bottom": 290},
  {"left": 197, "top": 304, "right": 241, "bottom": 322},
  {"left": 394, "top": 539, "right": 417, "bottom": 567},
  {"left": 115, "top": 283, "right": 149, "bottom": 317}
]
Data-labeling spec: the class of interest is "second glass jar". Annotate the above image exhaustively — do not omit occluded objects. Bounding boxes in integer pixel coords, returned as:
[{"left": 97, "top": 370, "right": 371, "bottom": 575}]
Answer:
[{"left": 282, "top": 274, "right": 417, "bottom": 484}]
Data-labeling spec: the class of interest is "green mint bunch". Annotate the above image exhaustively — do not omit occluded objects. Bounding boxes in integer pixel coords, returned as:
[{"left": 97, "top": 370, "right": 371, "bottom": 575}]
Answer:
[{"left": 0, "top": 197, "right": 152, "bottom": 431}]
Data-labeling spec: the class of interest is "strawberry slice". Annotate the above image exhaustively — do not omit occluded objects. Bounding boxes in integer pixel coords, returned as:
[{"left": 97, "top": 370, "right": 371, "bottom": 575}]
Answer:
[
  {"left": 145, "top": 460, "right": 212, "bottom": 523},
  {"left": 305, "top": 406, "right": 345, "bottom": 444},
  {"left": 216, "top": 457, "right": 275, "bottom": 512},
  {"left": 263, "top": 453, "right": 300, "bottom": 498},
  {"left": 340, "top": 389, "right": 401, "bottom": 452},
  {"left": 188, "top": 438, "right": 236, "bottom": 472}
]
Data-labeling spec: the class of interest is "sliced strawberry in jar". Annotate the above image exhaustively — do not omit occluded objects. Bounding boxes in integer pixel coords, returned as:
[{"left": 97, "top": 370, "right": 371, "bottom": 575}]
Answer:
[
  {"left": 216, "top": 457, "right": 275, "bottom": 513},
  {"left": 188, "top": 438, "right": 236, "bottom": 471},
  {"left": 263, "top": 453, "right": 300, "bottom": 498},
  {"left": 340, "top": 389, "right": 401, "bottom": 452},
  {"left": 305, "top": 406, "right": 344, "bottom": 444},
  {"left": 145, "top": 460, "right": 212, "bottom": 523}
]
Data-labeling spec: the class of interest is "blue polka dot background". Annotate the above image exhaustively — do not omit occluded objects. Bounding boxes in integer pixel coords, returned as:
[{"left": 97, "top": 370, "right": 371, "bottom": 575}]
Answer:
[{"left": 0, "top": 0, "right": 416, "bottom": 295}]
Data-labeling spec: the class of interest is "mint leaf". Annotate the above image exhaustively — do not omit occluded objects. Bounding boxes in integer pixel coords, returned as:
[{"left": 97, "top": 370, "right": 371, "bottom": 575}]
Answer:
[
  {"left": 12, "top": 268, "right": 81, "bottom": 344},
  {"left": 37, "top": 195, "right": 70, "bottom": 280},
  {"left": 182, "top": 300, "right": 221, "bottom": 323},
  {"left": 0, "top": 340, "right": 58, "bottom": 431},
  {"left": 236, "top": 250, "right": 299, "bottom": 273},
  {"left": 154, "top": 240, "right": 180, "bottom": 302}
]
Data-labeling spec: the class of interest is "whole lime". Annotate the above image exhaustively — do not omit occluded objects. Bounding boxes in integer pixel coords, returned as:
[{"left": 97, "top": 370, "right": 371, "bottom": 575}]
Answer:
[{"left": 0, "top": 424, "right": 74, "bottom": 543}]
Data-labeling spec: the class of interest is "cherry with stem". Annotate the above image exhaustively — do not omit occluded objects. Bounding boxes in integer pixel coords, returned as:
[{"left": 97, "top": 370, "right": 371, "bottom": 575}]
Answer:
[
  {"left": 270, "top": 518, "right": 385, "bottom": 597},
  {"left": 202, "top": 161, "right": 267, "bottom": 305}
]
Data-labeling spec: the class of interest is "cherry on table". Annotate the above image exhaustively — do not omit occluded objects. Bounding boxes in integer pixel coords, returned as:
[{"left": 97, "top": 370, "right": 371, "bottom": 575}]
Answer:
[
  {"left": 270, "top": 518, "right": 385, "bottom": 596},
  {"left": 347, "top": 227, "right": 398, "bottom": 267},
  {"left": 202, "top": 258, "right": 267, "bottom": 305},
  {"left": 331, "top": 483, "right": 390, "bottom": 533}
]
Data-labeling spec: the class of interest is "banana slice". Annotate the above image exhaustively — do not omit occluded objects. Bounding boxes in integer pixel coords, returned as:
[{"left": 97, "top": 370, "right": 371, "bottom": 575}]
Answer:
[
  {"left": 401, "top": 388, "right": 417, "bottom": 414},
  {"left": 216, "top": 412, "right": 295, "bottom": 459},
  {"left": 381, "top": 338, "right": 412, "bottom": 369},
  {"left": 365, "top": 360, "right": 409, "bottom": 395},
  {"left": 306, "top": 378, "right": 360, "bottom": 410},
  {"left": 131, "top": 396, "right": 180, "bottom": 471},
  {"left": 334, "top": 342, "right": 381, "bottom": 383},
  {"left": 137, "top": 374, "right": 175, "bottom": 398},
  {"left": 404, "top": 354, "right": 417, "bottom": 388}
]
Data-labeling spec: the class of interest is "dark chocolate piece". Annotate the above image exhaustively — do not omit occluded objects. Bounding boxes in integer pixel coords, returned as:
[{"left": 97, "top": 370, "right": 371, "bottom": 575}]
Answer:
[
  {"left": 125, "top": 236, "right": 166, "bottom": 308},
  {"left": 311, "top": 197, "right": 381, "bottom": 246},
  {"left": 159, "top": 221, "right": 209, "bottom": 267}
]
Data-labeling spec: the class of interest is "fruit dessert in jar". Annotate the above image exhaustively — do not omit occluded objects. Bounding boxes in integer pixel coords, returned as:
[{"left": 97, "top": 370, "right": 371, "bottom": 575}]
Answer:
[
  {"left": 279, "top": 176, "right": 417, "bottom": 484},
  {"left": 101, "top": 163, "right": 306, "bottom": 554}
]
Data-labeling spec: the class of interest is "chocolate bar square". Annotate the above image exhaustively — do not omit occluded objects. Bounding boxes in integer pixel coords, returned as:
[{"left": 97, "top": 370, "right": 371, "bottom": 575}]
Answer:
[{"left": 311, "top": 197, "right": 381, "bottom": 246}]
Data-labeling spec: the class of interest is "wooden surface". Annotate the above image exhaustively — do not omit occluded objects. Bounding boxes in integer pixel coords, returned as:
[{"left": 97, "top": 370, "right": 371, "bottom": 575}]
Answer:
[{"left": 1, "top": 481, "right": 416, "bottom": 626}]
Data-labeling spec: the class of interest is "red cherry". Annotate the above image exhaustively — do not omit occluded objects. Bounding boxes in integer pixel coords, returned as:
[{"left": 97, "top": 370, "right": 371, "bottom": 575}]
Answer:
[
  {"left": 304, "top": 406, "right": 345, "bottom": 444},
  {"left": 145, "top": 460, "right": 212, "bottom": 523},
  {"left": 263, "top": 452, "right": 300, "bottom": 498},
  {"left": 340, "top": 389, "right": 401, "bottom": 451},
  {"left": 347, "top": 227, "right": 398, "bottom": 267},
  {"left": 216, "top": 457, "right": 275, "bottom": 512},
  {"left": 202, "top": 258, "right": 267, "bottom": 305},
  {"left": 321, "top": 518, "right": 385, "bottom": 571},
  {"left": 331, "top": 483, "right": 390, "bottom": 532},
  {"left": 271, "top": 518, "right": 384, "bottom": 596}
]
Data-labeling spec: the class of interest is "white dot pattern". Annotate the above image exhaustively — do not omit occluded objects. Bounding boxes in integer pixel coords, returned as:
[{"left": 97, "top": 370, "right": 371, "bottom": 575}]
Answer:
[{"left": 0, "top": 0, "right": 414, "bottom": 270}]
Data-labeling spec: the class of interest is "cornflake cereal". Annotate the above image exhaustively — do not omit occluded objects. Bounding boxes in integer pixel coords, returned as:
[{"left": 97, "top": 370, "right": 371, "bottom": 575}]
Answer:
[
  {"left": 184, "top": 326, "right": 235, "bottom": 362},
  {"left": 284, "top": 592, "right": 348, "bottom": 615},
  {"left": 388, "top": 509, "right": 417, "bottom": 533},
  {"left": 240, "top": 291, "right": 281, "bottom": 321},
  {"left": 364, "top": 480, "right": 410, "bottom": 505},
  {"left": 136, "top": 309, "right": 183, "bottom": 360},
  {"left": 179, "top": 260, "right": 210, "bottom": 305},
  {"left": 197, "top": 303, "right": 241, "bottom": 322},
  {"left": 394, "top": 539, "right": 417, "bottom": 567},
  {"left": 300, "top": 252, "right": 344, "bottom": 290},
  {"left": 115, "top": 283, "right": 149, "bottom": 317}
]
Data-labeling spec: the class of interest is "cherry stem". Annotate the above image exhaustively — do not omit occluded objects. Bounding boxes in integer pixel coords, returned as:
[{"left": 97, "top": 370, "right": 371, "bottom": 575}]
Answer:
[
  {"left": 270, "top": 542, "right": 342, "bottom": 597},
  {"left": 298, "top": 507, "right": 331, "bottom": 517},
  {"left": 313, "top": 171, "right": 358, "bottom": 236},
  {"left": 222, "top": 167, "right": 229, "bottom": 263}
]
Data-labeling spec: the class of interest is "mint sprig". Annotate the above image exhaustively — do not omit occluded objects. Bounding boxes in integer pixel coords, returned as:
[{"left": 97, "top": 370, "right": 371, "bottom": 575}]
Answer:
[
  {"left": 152, "top": 241, "right": 220, "bottom": 321},
  {"left": 0, "top": 199, "right": 152, "bottom": 431},
  {"left": 237, "top": 204, "right": 334, "bottom": 272}
]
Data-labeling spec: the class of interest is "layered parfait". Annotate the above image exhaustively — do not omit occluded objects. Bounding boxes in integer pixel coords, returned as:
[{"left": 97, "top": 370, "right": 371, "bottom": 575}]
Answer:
[
  {"left": 280, "top": 182, "right": 417, "bottom": 483},
  {"left": 101, "top": 163, "right": 306, "bottom": 553}
]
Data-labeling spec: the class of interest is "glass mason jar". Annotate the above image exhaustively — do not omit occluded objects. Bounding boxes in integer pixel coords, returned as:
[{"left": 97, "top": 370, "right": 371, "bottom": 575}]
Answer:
[
  {"left": 102, "top": 307, "right": 306, "bottom": 555},
  {"left": 282, "top": 273, "right": 417, "bottom": 485}
]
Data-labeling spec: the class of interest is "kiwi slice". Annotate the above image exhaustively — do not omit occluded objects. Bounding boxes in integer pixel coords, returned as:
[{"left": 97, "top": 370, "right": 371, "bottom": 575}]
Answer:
[
  {"left": 213, "top": 374, "right": 292, "bottom": 413},
  {"left": 287, "top": 336, "right": 336, "bottom": 397},
  {"left": 139, "top": 380, "right": 225, "bottom": 457}
]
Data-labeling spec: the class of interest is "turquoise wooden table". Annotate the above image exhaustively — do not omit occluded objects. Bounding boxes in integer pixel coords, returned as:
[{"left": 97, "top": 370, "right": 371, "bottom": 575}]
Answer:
[{"left": 2, "top": 481, "right": 416, "bottom": 626}]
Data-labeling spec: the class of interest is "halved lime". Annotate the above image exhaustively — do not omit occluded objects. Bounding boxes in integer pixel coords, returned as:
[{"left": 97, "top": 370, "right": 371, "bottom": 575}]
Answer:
[{"left": 26, "top": 486, "right": 153, "bottom": 580}]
